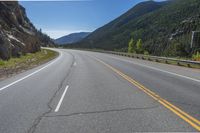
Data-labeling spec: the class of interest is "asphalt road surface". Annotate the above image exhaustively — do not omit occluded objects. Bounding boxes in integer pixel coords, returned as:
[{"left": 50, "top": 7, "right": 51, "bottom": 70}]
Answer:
[{"left": 0, "top": 48, "right": 200, "bottom": 133}]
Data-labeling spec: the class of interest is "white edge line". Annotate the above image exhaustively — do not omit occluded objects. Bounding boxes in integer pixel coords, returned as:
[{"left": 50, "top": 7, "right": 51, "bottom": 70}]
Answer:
[
  {"left": 0, "top": 50, "right": 62, "bottom": 91},
  {"left": 99, "top": 54, "right": 200, "bottom": 83},
  {"left": 55, "top": 85, "right": 69, "bottom": 112}
]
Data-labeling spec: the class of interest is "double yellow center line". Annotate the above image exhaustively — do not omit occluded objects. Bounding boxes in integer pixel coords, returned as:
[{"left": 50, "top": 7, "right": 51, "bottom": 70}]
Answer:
[{"left": 94, "top": 57, "right": 200, "bottom": 131}]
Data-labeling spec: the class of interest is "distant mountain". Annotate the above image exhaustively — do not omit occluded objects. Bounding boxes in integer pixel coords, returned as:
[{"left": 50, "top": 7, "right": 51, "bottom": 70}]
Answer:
[
  {"left": 54, "top": 32, "right": 90, "bottom": 45},
  {"left": 0, "top": 1, "right": 54, "bottom": 60},
  {"left": 70, "top": 0, "right": 200, "bottom": 57}
]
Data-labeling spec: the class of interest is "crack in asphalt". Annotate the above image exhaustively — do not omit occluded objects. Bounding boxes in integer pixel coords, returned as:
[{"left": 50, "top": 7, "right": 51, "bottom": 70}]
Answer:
[
  {"left": 44, "top": 104, "right": 160, "bottom": 118},
  {"left": 27, "top": 52, "right": 76, "bottom": 133},
  {"left": 26, "top": 51, "right": 161, "bottom": 132}
]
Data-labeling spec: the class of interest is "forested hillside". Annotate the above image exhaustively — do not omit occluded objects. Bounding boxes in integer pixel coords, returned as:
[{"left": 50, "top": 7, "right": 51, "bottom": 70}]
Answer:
[
  {"left": 70, "top": 0, "right": 200, "bottom": 57},
  {"left": 54, "top": 32, "right": 90, "bottom": 45}
]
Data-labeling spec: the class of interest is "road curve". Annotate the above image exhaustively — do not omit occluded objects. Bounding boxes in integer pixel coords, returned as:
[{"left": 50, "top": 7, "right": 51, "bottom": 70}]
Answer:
[{"left": 0, "top": 48, "right": 199, "bottom": 133}]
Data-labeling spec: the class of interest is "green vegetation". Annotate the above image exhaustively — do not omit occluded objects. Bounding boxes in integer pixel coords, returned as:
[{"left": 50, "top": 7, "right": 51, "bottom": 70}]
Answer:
[
  {"left": 136, "top": 39, "right": 143, "bottom": 54},
  {"left": 36, "top": 29, "right": 55, "bottom": 47},
  {"left": 192, "top": 51, "right": 200, "bottom": 61},
  {"left": 128, "top": 38, "right": 135, "bottom": 53},
  {"left": 70, "top": 0, "right": 200, "bottom": 59},
  {"left": 128, "top": 37, "right": 145, "bottom": 54},
  {"left": 0, "top": 49, "right": 58, "bottom": 70}
]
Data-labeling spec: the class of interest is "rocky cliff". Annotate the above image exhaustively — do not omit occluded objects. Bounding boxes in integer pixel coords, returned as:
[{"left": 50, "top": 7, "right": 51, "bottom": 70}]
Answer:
[{"left": 0, "top": 1, "right": 53, "bottom": 60}]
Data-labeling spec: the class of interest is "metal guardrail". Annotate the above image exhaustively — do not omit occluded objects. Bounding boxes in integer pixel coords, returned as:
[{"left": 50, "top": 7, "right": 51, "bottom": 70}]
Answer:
[{"left": 89, "top": 50, "right": 200, "bottom": 68}]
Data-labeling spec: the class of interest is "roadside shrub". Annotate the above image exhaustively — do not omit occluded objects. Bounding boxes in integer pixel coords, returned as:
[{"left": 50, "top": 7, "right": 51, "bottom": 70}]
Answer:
[
  {"left": 144, "top": 51, "right": 149, "bottom": 55},
  {"left": 128, "top": 38, "right": 135, "bottom": 53},
  {"left": 0, "top": 60, "right": 5, "bottom": 66},
  {"left": 192, "top": 51, "right": 200, "bottom": 61}
]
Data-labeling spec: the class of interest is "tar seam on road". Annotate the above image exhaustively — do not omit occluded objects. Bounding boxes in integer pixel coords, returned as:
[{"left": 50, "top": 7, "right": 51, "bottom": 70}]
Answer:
[
  {"left": 55, "top": 85, "right": 69, "bottom": 112},
  {"left": 0, "top": 51, "right": 62, "bottom": 92},
  {"left": 92, "top": 56, "right": 200, "bottom": 131},
  {"left": 105, "top": 54, "right": 200, "bottom": 83},
  {"left": 27, "top": 51, "right": 76, "bottom": 133},
  {"left": 45, "top": 105, "right": 159, "bottom": 118}
]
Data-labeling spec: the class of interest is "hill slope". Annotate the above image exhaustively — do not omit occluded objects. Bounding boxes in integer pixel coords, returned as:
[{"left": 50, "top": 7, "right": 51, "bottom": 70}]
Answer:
[
  {"left": 0, "top": 1, "right": 54, "bottom": 60},
  {"left": 54, "top": 32, "right": 90, "bottom": 45},
  {"left": 72, "top": 0, "right": 200, "bottom": 57}
]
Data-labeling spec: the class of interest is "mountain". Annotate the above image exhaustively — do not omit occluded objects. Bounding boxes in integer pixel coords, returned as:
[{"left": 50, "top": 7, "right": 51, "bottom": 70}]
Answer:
[
  {"left": 54, "top": 32, "right": 90, "bottom": 45},
  {"left": 70, "top": 0, "right": 200, "bottom": 57},
  {"left": 0, "top": 1, "right": 54, "bottom": 60}
]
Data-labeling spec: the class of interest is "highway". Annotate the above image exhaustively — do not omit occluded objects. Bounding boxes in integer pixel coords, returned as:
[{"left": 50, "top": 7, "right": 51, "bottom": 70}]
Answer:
[{"left": 0, "top": 48, "right": 200, "bottom": 132}]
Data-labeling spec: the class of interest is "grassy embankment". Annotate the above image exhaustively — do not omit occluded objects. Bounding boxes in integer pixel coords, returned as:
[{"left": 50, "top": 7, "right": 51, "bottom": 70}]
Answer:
[{"left": 0, "top": 49, "right": 58, "bottom": 79}]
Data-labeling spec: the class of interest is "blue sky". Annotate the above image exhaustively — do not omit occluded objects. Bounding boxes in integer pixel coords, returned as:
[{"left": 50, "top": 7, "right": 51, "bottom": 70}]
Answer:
[{"left": 20, "top": 0, "right": 164, "bottom": 39}]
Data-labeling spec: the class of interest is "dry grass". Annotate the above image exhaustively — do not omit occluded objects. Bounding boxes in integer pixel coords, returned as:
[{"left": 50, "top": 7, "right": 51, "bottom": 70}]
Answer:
[{"left": 0, "top": 49, "right": 58, "bottom": 79}]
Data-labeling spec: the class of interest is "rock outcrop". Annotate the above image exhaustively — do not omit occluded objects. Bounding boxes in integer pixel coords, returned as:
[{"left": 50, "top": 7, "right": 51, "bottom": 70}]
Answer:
[{"left": 0, "top": 1, "right": 53, "bottom": 60}]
